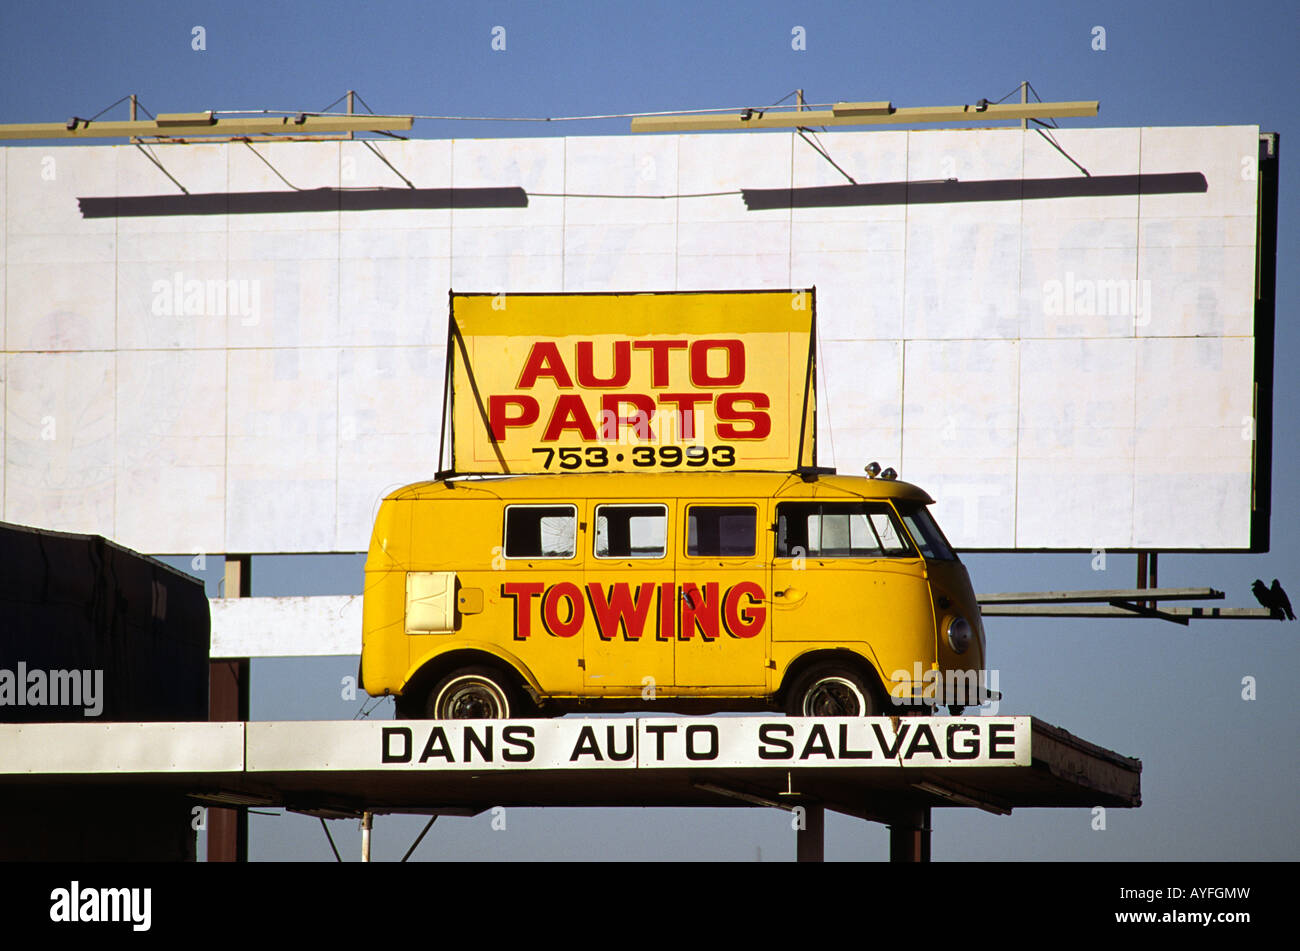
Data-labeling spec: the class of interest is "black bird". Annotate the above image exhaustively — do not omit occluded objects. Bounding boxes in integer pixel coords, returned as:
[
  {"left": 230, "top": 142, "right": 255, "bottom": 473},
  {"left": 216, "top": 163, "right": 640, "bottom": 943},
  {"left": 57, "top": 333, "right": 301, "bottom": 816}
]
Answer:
[
  {"left": 1271, "top": 579, "right": 1295, "bottom": 621},
  {"left": 1252, "top": 579, "right": 1295, "bottom": 620}
]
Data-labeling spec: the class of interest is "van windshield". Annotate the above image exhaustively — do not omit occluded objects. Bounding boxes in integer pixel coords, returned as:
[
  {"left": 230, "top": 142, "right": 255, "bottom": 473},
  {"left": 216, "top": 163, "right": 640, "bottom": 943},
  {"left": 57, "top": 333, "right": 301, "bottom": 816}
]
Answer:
[{"left": 897, "top": 503, "right": 958, "bottom": 561}]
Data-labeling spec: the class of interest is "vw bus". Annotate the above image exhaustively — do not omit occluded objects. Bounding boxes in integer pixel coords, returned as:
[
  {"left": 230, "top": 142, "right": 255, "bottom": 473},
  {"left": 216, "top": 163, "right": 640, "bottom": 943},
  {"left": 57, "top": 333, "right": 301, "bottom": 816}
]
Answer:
[{"left": 360, "top": 468, "right": 986, "bottom": 718}]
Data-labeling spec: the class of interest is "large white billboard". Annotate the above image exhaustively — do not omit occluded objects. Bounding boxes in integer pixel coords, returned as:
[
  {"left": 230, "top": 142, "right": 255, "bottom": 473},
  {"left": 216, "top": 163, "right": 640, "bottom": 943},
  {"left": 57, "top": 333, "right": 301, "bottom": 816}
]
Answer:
[{"left": 0, "top": 125, "right": 1272, "bottom": 553}]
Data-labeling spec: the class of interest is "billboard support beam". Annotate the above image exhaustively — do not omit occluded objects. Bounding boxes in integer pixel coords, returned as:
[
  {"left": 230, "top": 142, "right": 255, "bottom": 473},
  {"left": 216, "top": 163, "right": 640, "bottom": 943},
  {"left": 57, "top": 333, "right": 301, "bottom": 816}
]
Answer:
[
  {"left": 977, "top": 585, "right": 1286, "bottom": 623},
  {"left": 796, "top": 803, "right": 825, "bottom": 863},
  {"left": 208, "top": 555, "right": 251, "bottom": 863},
  {"left": 979, "top": 587, "right": 1220, "bottom": 605},
  {"left": 0, "top": 113, "right": 414, "bottom": 141},
  {"left": 888, "top": 808, "right": 931, "bottom": 863},
  {"left": 980, "top": 605, "right": 1277, "bottom": 621},
  {"left": 630, "top": 99, "right": 1098, "bottom": 133},
  {"left": 1250, "top": 132, "right": 1281, "bottom": 552}
]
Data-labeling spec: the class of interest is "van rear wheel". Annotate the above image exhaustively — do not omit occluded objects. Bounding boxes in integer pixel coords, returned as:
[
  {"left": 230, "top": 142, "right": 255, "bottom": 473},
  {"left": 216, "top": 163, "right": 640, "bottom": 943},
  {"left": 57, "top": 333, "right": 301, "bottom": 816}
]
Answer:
[
  {"left": 785, "top": 664, "right": 882, "bottom": 717},
  {"left": 427, "top": 667, "right": 516, "bottom": 719}
]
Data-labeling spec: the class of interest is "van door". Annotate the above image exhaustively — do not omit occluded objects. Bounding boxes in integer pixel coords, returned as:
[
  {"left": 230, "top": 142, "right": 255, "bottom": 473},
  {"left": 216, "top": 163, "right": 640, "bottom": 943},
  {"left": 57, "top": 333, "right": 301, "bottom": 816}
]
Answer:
[
  {"left": 770, "top": 500, "right": 935, "bottom": 691},
  {"left": 582, "top": 501, "right": 676, "bottom": 691},
  {"left": 673, "top": 500, "right": 769, "bottom": 688},
  {"left": 498, "top": 501, "right": 587, "bottom": 695}
]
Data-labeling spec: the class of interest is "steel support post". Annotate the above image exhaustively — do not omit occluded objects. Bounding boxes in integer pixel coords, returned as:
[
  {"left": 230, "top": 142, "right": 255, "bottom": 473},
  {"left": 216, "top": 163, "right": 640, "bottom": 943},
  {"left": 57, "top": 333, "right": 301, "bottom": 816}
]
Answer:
[
  {"left": 888, "top": 808, "right": 931, "bottom": 862},
  {"left": 208, "top": 556, "right": 251, "bottom": 863},
  {"left": 796, "top": 802, "right": 825, "bottom": 862}
]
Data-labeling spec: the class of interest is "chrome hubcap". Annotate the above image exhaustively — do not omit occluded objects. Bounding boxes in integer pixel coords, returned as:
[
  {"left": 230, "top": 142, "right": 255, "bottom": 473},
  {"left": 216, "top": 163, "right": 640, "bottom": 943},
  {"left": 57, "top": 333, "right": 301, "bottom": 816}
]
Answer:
[
  {"left": 803, "top": 677, "right": 866, "bottom": 716},
  {"left": 439, "top": 679, "right": 507, "bottom": 718}
]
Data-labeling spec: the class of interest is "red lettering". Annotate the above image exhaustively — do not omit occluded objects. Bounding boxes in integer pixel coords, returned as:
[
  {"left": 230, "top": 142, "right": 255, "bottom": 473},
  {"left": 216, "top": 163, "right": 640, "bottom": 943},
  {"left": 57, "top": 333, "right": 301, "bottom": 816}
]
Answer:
[
  {"left": 501, "top": 582, "right": 544, "bottom": 639},
  {"left": 657, "top": 582, "right": 676, "bottom": 640},
  {"left": 511, "top": 580, "right": 766, "bottom": 643},
  {"left": 599, "top": 394, "right": 656, "bottom": 440},
  {"left": 689, "top": 339, "right": 745, "bottom": 387},
  {"left": 587, "top": 582, "right": 656, "bottom": 640},
  {"left": 576, "top": 341, "right": 632, "bottom": 388},
  {"left": 633, "top": 340, "right": 688, "bottom": 387},
  {"left": 517, "top": 342, "right": 573, "bottom": 388},
  {"left": 659, "top": 392, "right": 711, "bottom": 440},
  {"left": 679, "top": 582, "right": 720, "bottom": 639},
  {"left": 542, "top": 395, "right": 599, "bottom": 441},
  {"left": 542, "top": 583, "right": 584, "bottom": 637},
  {"left": 715, "top": 392, "right": 771, "bottom": 439},
  {"left": 723, "top": 582, "right": 766, "bottom": 638},
  {"left": 488, "top": 396, "right": 539, "bottom": 440}
]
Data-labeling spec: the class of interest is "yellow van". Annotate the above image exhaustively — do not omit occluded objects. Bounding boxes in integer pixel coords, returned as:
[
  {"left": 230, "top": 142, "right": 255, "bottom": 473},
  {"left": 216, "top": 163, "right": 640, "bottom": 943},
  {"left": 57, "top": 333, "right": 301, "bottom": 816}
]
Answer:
[{"left": 361, "top": 469, "right": 985, "bottom": 718}]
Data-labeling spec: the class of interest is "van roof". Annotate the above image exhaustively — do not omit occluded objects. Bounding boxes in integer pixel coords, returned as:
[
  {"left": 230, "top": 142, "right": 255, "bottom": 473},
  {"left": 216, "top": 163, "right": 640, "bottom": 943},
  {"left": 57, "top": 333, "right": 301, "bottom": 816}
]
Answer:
[{"left": 386, "top": 471, "right": 935, "bottom": 504}]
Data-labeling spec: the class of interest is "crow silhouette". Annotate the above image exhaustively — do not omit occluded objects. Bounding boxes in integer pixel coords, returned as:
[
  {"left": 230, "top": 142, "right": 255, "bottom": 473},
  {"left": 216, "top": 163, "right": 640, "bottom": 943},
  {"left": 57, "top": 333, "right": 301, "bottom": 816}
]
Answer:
[
  {"left": 1271, "top": 579, "right": 1295, "bottom": 620},
  {"left": 1252, "top": 578, "right": 1295, "bottom": 620}
]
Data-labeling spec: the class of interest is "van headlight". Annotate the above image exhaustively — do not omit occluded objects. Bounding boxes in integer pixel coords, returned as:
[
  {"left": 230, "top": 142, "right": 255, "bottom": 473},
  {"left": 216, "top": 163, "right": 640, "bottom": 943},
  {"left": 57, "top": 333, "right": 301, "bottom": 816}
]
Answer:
[{"left": 947, "top": 617, "right": 972, "bottom": 654}]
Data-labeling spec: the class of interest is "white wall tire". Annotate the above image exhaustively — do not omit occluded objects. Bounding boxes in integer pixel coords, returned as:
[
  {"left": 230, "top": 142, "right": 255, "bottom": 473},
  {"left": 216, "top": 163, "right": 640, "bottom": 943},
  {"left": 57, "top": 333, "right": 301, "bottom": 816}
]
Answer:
[
  {"left": 785, "top": 664, "right": 882, "bottom": 717},
  {"left": 428, "top": 667, "right": 514, "bottom": 719}
]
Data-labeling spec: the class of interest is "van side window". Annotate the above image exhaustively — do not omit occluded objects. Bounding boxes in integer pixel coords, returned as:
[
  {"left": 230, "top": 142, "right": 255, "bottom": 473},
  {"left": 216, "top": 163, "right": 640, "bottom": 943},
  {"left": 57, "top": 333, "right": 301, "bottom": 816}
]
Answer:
[
  {"left": 595, "top": 505, "right": 667, "bottom": 558},
  {"left": 776, "top": 503, "right": 916, "bottom": 558},
  {"left": 687, "top": 506, "right": 757, "bottom": 557},
  {"left": 503, "top": 505, "right": 577, "bottom": 558}
]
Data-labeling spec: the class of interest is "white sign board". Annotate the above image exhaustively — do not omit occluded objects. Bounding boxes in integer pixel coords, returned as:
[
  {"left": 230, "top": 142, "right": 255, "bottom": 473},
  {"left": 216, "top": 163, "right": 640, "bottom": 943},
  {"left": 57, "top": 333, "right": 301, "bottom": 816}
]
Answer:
[
  {"left": 0, "top": 126, "right": 1270, "bottom": 552},
  {"left": 245, "top": 717, "right": 1031, "bottom": 771}
]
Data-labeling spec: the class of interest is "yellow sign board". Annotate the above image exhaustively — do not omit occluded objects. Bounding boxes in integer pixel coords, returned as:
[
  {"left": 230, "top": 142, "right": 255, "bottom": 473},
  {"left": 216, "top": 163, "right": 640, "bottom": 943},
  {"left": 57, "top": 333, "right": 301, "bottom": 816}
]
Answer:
[{"left": 447, "top": 290, "right": 817, "bottom": 474}]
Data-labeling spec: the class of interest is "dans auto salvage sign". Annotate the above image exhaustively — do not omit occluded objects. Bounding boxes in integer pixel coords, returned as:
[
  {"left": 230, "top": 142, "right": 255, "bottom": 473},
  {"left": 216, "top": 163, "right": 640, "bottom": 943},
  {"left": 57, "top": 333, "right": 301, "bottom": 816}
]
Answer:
[{"left": 246, "top": 717, "right": 1030, "bottom": 771}]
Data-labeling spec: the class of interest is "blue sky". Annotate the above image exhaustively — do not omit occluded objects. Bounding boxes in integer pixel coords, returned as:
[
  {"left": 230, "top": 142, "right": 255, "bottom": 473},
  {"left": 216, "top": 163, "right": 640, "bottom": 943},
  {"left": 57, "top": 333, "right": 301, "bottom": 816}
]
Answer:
[{"left": 2, "top": 0, "right": 1296, "bottom": 860}]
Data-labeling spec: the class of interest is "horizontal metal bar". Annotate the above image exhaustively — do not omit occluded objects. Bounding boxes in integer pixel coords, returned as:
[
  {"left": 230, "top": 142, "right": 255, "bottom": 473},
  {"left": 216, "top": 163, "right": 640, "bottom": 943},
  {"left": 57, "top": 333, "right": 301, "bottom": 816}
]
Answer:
[
  {"left": 155, "top": 111, "right": 217, "bottom": 126},
  {"left": 693, "top": 782, "right": 797, "bottom": 811},
  {"left": 631, "top": 100, "right": 1098, "bottom": 133},
  {"left": 831, "top": 100, "right": 893, "bottom": 117},
  {"left": 1106, "top": 601, "right": 1189, "bottom": 626},
  {"left": 978, "top": 587, "right": 1223, "bottom": 604},
  {"left": 912, "top": 781, "right": 1012, "bottom": 816},
  {"left": 980, "top": 605, "right": 1277, "bottom": 620},
  {"left": 0, "top": 114, "right": 414, "bottom": 140}
]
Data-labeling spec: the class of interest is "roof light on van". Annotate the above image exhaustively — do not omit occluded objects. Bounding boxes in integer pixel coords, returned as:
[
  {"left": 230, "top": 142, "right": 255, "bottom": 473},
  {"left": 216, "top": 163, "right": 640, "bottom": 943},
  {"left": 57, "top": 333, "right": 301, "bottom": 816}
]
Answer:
[
  {"left": 882, "top": 467, "right": 898, "bottom": 481},
  {"left": 865, "top": 462, "right": 881, "bottom": 478}
]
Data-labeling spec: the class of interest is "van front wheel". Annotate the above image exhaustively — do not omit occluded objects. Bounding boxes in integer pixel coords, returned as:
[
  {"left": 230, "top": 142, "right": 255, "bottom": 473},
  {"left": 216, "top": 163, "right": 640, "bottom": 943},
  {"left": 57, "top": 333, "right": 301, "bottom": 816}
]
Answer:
[
  {"left": 428, "top": 667, "right": 515, "bottom": 719},
  {"left": 785, "top": 664, "right": 881, "bottom": 717}
]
